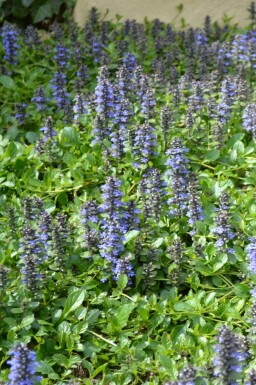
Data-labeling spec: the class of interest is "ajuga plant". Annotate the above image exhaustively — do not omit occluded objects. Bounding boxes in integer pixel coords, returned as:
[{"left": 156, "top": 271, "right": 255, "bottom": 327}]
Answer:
[
  {"left": 110, "top": 96, "right": 133, "bottom": 159},
  {"left": 0, "top": 264, "right": 9, "bottom": 290},
  {"left": 212, "top": 325, "right": 248, "bottom": 385},
  {"left": 138, "top": 168, "right": 167, "bottom": 222},
  {"left": 166, "top": 236, "right": 184, "bottom": 287},
  {"left": 2, "top": 4, "right": 256, "bottom": 385},
  {"left": 212, "top": 192, "right": 235, "bottom": 253},
  {"left": 242, "top": 102, "right": 256, "bottom": 139},
  {"left": 212, "top": 121, "right": 225, "bottom": 150},
  {"left": 15, "top": 103, "right": 27, "bottom": 126},
  {"left": 99, "top": 176, "right": 134, "bottom": 281},
  {"left": 133, "top": 122, "right": 157, "bottom": 166},
  {"left": 73, "top": 92, "right": 88, "bottom": 124},
  {"left": 19, "top": 198, "right": 44, "bottom": 292},
  {"left": 51, "top": 213, "right": 69, "bottom": 271},
  {"left": 187, "top": 172, "right": 204, "bottom": 236},
  {"left": 165, "top": 365, "right": 198, "bottom": 385},
  {"left": 246, "top": 369, "right": 256, "bottom": 385},
  {"left": 24, "top": 25, "right": 41, "bottom": 48},
  {"left": 35, "top": 116, "right": 57, "bottom": 156},
  {"left": 31, "top": 86, "right": 49, "bottom": 113},
  {"left": 50, "top": 70, "right": 71, "bottom": 118},
  {"left": 160, "top": 105, "right": 173, "bottom": 150},
  {"left": 80, "top": 200, "right": 99, "bottom": 255},
  {"left": 141, "top": 249, "right": 159, "bottom": 290},
  {"left": 1, "top": 22, "right": 20, "bottom": 68},
  {"left": 165, "top": 138, "right": 190, "bottom": 218},
  {"left": 246, "top": 237, "right": 256, "bottom": 276},
  {"left": 176, "top": 365, "right": 197, "bottom": 385},
  {"left": 247, "top": 299, "right": 256, "bottom": 353}
]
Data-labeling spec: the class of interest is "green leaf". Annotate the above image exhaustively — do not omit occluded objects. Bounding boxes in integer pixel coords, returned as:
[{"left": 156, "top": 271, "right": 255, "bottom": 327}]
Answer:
[
  {"left": 7, "top": 329, "right": 16, "bottom": 342},
  {"left": 21, "top": 0, "right": 34, "bottom": 6},
  {"left": 67, "top": 355, "right": 81, "bottom": 367},
  {"left": 204, "top": 292, "right": 216, "bottom": 306},
  {"left": 38, "top": 361, "right": 54, "bottom": 375},
  {"left": 212, "top": 255, "right": 228, "bottom": 272},
  {"left": 2, "top": 181, "right": 15, "bottom": 187},
  {"left": 152, "top": 237, "right": 164, "bottom": 248},
  {"left": 19, "top": 313, "right": 34, "bottom": 328},
  {"left": 61, "top": 126, "right": 80, "bottom": 145},
  {"left": 12, "top": 2, "right": 29, "bottom": 18},
  {"left": 137, "top": 307, "right": 149, "bottom": 321},
  {"left": 52, "top": 354, "right": 69, "bottom": 367},
  {"left": 6, "top": 142, "right": 19, "bottom": 158},
  {"left": 123, "top": 230, "right": 140, "bottom": 244},
  {"left": 10, "top": 308, "right": 24, "bottom": 314},
  {"left": 233, "top": 284, "right": 250, "bottom": 298},
  {"left": 76, "top": 320, "right": 88, "bottom": 334},
  {"left": 37, "top": 319, "right": 52, "bottom": 325},
  {"left": 57, "top": 192, "right": 68, "bottom": 206},
  {"left": 233, "top": 140, "right": 244, "bottom": 153},
  {"left": 58, "top": 321, "right": 71, "bottom": 344},
  {"left": 48, "top": 373, "right": 59, "bottom": 380},
  {"left": 59, "top": 290, "right": 85, "bottom": 322},
  {"left": 0, "top": 75, "right": 16, "bottom": 90},
  {"left": 58, "top": 321, "right": 70, "bottom": 334},
  {"left": 66, "top": 335, "right": 74, "bottom": 353},
  {"left": 159, "top": 355, "right": 174, "bottom": 370},
  {"left": 149, "top": 314, "right": 165, "bottom": 330},
  {"left": 33, "top": 4, "right": 53, "bottom": 23},
  {"left": 50, "top": 0, "right": 63, "bottom": 14},
  {"left": 171, "top": 324, "right": 188, "bottom": 343},
  {"left": 87, "top": 309, "right": 101, "bottom": 325},
  {"left": 0, "top": 0, "right": 7, "bottom": 7},
  {"left": 117, "top": 274, "right": 128, "bottom": 290},
  {"left": 26, "top": 131, "right": 38, "bottom": 143},
  {"left": 112, "top": 303, "right": 136, "bottom": 330},
  {"left": 84, "top": 153, "right": 96, "bottom": 166},
  {"left": 173, "top": 302, "right": 194, "bottom": 312},
  {"left": 75, "top": 307, "right": 87, "bottom": 320},
  {"left": 44, "top": 201, "right": 56, "bottom": 213},
  {"left": 3, "top": 317, "right": 17, "bottom": 327},
  {"left": 227, "top": 133, "right": 245, "bottom": 148},
  {"left": 91, "top": 363, "right": 108, "bottom": 379},
  {"left": 203, "top": 149, "right": 220, "bottom": 162},
  {"left": 83, "top": 360, "right": 93, "bottom": 376}
]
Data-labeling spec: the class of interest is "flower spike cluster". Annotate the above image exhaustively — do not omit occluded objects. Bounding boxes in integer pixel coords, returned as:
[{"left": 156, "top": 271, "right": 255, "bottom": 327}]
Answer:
[
  {"left": 99, "top": 176, "right": 134, "bottom": 281},
  {"left": 212, "top": 192, "right": 235, "bottom": 252},
  {"left": 166, "top": 138, "right": 190, "bottom": 217}
]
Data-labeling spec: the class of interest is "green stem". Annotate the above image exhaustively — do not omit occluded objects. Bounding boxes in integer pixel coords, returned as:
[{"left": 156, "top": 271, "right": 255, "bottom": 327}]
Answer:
[
  {"left": 219, "top": 274, "right": 233, "bottom": 287},
  {"left": 120, "top": 292, "right": 136, "bottom": 302},
  {"left": 86, "top": 330, "right": 117, "bottom": 346}
]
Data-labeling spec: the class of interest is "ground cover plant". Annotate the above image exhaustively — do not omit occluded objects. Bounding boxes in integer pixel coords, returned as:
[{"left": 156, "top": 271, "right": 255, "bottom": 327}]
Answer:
[{"left": 1, "top": 3, "right": 256, "bottom": 384}]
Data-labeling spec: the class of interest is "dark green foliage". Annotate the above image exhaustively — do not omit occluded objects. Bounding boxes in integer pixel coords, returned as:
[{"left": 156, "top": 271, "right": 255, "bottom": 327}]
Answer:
[{"left": 0, "top": 0, "right": 75, "bottom": 26}]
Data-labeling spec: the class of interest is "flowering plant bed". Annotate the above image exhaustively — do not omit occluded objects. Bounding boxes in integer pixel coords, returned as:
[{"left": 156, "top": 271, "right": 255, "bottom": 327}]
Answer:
[{"left": 1, "top": 5, "right": 256, "bottom": 385}]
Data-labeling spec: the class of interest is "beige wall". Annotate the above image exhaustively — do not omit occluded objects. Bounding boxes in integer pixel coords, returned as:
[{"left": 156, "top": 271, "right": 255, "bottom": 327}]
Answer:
[{"left": 74, "top": 0, "right": 252, "bottom": 28}]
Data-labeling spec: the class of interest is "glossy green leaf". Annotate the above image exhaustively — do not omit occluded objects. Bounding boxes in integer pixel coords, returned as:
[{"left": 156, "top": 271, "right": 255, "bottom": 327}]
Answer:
[{"left": 59, "top": 290, "right": 85, "bottom": 322}]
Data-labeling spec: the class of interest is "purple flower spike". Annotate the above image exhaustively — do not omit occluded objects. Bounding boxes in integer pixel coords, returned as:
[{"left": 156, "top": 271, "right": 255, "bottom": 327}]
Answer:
[
  {"left": 7, "top": 343, "right": 42, "bottom": 385},
  {"left": 1, "top": 23, "right": 20, "bottom": 66},
  {"left": 212, "top": 192, "right": 234, "bottom": 252},
  {"left": 166, "top": 138, "right": 190, "bottom": 217},
  {"left": 246, "top": 237, "right": 256, "bottom": 274},
  {"left": 213, "top": 325, "right": 248, "bottom": 384}
]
